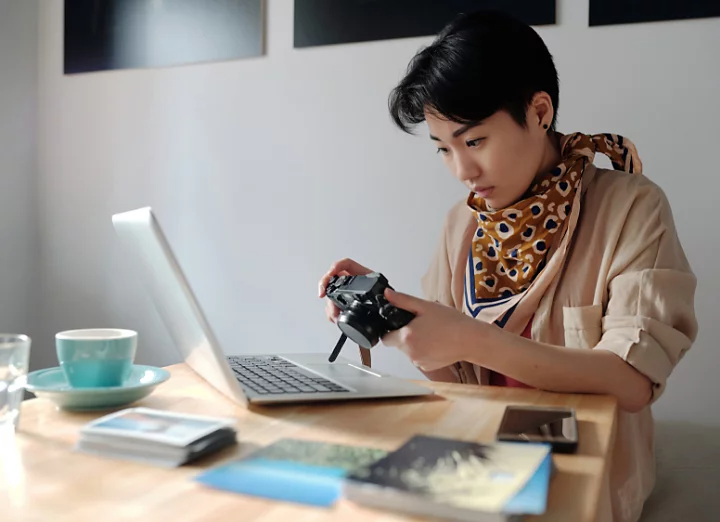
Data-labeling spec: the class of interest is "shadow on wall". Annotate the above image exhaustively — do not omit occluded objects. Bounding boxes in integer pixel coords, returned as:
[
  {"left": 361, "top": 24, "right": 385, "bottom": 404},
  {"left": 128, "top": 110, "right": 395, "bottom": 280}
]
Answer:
[{"left": 641, "top": 421, "right": 720, "bottom": 521}]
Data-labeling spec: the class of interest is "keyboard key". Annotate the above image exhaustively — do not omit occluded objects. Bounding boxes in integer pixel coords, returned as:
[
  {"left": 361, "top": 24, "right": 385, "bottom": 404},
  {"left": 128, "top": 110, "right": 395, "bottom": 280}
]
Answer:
[{"left": 230, "top": 357, "right": 351, "bottom": 394}]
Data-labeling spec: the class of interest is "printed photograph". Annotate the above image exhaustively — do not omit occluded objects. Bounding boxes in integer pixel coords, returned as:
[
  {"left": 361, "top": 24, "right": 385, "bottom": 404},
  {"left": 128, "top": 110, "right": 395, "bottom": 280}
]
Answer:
[{"left": 92, "top": 409, "right": 220, "bottom": 442}]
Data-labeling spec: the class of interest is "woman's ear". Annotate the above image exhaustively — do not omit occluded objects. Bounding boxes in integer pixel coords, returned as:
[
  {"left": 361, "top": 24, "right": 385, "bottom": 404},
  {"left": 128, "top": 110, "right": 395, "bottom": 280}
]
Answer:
[{"left": 530, "top": 91, "right": 554, "bottom": 130}]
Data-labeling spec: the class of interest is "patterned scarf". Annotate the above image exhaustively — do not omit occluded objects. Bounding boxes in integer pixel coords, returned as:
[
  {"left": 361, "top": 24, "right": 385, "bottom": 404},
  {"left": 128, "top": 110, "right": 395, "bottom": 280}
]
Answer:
[{"left": 465, "top": 133, "right": 642, "bottom": 313}]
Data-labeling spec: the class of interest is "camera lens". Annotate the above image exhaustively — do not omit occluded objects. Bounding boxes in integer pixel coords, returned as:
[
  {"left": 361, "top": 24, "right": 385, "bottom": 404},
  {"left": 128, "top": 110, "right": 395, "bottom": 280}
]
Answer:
[{"left": 337, "top": 301, "right": 381, "bottom": 348}]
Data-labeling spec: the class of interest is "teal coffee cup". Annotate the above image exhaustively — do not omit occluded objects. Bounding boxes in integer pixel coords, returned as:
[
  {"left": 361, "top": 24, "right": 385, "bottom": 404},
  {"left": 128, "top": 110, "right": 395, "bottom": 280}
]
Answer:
[{"left": 56, "top": 329, "right": 137, "bottom": 388}]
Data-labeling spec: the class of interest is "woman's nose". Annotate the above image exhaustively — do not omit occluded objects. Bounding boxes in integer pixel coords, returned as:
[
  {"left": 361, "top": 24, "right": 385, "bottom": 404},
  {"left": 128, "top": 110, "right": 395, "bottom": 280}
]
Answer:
[{"left": 455, "top": 154, "right": 481, "bottom": 182}]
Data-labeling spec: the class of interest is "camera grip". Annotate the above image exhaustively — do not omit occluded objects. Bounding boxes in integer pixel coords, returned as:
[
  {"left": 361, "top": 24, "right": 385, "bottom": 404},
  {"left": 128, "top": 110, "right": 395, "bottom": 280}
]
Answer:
[{"left": 380, "top": 304, "right": 416, "bottom": 330}]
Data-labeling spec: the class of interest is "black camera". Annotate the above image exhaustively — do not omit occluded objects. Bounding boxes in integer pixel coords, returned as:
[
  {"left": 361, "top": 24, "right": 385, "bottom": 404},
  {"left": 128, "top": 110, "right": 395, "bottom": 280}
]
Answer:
[{"left": 325, "top": 272, "right": 416, "bottom": 350}]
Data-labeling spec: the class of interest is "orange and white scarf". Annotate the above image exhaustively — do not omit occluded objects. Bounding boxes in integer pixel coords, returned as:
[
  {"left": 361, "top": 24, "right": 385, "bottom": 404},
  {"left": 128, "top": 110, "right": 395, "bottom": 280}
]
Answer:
[{"left": 463, "top": 133, "right": 642, "bottom": 324}]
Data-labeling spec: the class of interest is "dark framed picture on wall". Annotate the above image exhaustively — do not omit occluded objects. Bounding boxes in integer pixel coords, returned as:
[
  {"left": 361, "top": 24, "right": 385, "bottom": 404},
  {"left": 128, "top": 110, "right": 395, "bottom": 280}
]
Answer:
[
  {"left": 590, "top": 0, "right": 720, "bottom": 26},
  {"left": 64, "top": 0, "right": 265, "bottom": 74},
  {"left": 293, "top": 0, "right": 556, "bottom": 48}
]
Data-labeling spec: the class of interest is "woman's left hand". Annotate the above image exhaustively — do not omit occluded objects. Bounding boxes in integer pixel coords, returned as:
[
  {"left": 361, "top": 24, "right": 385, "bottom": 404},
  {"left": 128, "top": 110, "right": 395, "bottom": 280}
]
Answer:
[{"left": 381, "top": 288, "right": 482, "bottom": 371}]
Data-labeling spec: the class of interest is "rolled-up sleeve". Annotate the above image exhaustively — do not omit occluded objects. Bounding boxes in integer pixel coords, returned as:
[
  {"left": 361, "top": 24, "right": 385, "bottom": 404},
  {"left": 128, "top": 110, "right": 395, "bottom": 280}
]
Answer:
[
  {"left": 421, "top": 202, "right": 466, "bottom": 309},
  {"left": 595, "top": 185, "right": 698, "bottom": 402},
  {"left": 420, "top": 201, "right": 473, "bottom": 384},
  {"left": 420, "top": 231, "right": 452, "bottom": 307}
]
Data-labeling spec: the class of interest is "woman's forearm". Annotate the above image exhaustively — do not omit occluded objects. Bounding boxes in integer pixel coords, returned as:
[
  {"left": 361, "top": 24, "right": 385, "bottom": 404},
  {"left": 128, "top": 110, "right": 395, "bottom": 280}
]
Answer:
[{"left": 463, "top": 323, "right": 653, "bottom": 412}]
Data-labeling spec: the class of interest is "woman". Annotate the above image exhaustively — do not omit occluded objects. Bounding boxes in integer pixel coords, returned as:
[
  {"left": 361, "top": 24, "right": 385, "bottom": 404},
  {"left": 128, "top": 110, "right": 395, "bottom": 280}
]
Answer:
[{"left": 318, "top": 10, "right": 696, "bottom": 522}]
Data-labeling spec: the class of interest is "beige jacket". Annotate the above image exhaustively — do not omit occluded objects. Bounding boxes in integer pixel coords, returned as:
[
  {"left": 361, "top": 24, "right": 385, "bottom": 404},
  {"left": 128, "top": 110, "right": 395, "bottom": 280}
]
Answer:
[{"left": 420, "top": 164, "right": 698, "bottom": 522}]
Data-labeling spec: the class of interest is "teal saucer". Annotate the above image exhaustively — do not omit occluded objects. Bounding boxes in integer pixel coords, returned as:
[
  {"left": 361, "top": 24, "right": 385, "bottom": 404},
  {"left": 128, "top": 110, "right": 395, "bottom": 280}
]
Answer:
[{"left": 25, "top": 364, "right": 171, "bottom": 411}]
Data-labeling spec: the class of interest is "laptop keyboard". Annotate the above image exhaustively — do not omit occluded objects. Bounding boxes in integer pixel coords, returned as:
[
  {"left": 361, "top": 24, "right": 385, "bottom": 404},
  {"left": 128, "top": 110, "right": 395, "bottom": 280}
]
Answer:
[{"left": 227, "top": 356, "right": 350, "bottom": 395}]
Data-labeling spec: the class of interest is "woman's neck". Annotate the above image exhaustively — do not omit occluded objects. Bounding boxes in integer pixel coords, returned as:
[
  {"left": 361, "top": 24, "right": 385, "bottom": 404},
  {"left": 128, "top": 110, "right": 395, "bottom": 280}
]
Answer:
[
  {"left": 536, "top": 131, "right": 563, "bottom": 179},
  {"left": 509, "top": 132, "right": 563, "bottom": 207},
  {"left": 489, "top": 132, "right": 565, "bottom": 211}
]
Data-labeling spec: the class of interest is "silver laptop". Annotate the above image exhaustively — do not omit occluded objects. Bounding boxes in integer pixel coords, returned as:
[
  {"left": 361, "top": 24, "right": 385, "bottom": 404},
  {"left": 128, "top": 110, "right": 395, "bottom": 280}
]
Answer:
[{"left": 111, "top": 207, "right": 433, "bottom": 405}]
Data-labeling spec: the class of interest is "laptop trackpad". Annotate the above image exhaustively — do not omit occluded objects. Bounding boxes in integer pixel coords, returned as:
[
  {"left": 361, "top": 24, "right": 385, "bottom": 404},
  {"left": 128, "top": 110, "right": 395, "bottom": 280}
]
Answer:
[{"left": 304, "top": 363, "right": 378, "bottom": 379}]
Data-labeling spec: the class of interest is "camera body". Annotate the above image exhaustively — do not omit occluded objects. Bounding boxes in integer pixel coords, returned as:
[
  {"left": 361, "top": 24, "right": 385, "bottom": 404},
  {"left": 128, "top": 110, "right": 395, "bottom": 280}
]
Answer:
[{"left": 325, "top": 272, "right": 415, "bottom": 349}]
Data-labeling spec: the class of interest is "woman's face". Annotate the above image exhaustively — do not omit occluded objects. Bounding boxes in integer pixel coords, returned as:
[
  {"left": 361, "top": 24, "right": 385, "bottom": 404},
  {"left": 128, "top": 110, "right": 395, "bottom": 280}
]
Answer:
[{"left": 425, "top": 99, "right": 553, "bottom": 210}]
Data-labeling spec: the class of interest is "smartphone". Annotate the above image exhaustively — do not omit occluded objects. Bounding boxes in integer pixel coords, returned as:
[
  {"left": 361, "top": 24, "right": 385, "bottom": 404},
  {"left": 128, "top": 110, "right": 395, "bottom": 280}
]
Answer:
[{"left": 496, "top": 405, "right": 579, "bottom": 454}]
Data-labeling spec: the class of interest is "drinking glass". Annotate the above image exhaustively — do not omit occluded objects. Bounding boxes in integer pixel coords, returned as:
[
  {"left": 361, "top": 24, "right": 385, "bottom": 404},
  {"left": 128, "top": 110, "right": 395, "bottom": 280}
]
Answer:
[{"left": 0, "top": 334, "right": 31, "bottom": 431}]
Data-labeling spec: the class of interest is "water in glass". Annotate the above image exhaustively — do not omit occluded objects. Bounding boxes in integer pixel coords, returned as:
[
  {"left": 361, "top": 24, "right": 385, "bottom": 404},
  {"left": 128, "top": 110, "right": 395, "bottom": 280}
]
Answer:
[{"left": 0, "top": 335, "right": 31, "bottom": 430}]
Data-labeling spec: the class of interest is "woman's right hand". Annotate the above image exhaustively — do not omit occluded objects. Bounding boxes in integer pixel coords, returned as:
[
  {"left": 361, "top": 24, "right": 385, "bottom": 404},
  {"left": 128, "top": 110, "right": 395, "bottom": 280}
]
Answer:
[{"left": 318, "top": 258, "right": 374, "bottom": 323}]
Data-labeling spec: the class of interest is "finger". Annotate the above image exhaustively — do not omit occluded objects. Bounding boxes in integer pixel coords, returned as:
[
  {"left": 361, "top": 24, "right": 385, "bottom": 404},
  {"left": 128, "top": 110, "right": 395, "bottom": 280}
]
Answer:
[
  {"left": 325, "top": 300, "right": 340, "bottom": 323},
  {"left": 325, "top": 299, "right": 339, "bottom": 320},
  {"left": 384, "top": 288, "right": 426, "bottom": 315},
  {"left": 319, "top": 258, "right": 372, "bottom": 296},
  {"left": 381, "top": 329, "right": 402, "bottom": 348},
  {"left": 318, "top": 270, "right": 337, "bottom": 297},
  {"left": 319, "top": 270, "right": 347, "bottom": 297},
  {"left": 331, "top": 258, "right": 372, "bottom": 276},
  {"left": 318, "top": 276, "right": 329, "bottom": 298}
]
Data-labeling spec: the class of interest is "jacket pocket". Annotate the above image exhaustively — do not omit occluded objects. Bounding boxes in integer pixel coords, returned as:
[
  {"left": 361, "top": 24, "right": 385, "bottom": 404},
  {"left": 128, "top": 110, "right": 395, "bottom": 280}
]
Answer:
[{"left": 563, "top": 304, "right": 603, "bottom": 349}]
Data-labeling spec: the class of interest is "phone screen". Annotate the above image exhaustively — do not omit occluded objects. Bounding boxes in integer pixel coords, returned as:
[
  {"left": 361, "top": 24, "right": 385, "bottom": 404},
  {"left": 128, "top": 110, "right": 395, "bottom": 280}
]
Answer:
[{"left": 496, "top": 406, "right": 578, "bottom": 453}]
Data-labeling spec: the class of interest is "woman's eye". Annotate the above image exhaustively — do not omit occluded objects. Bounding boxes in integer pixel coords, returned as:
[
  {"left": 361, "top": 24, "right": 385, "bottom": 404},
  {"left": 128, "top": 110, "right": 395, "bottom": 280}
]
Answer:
[
  {"left": 436, "top": 147, "right": 449, "bottom": 155},
  {"left": 466, "top": 138, "right": 484, "bottom": 148}
]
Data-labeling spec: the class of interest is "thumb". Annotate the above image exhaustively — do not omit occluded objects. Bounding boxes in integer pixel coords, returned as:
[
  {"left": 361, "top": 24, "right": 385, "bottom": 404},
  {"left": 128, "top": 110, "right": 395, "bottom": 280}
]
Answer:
[{"left": 384, "top": 288, "right": 426, "bottom": 315}]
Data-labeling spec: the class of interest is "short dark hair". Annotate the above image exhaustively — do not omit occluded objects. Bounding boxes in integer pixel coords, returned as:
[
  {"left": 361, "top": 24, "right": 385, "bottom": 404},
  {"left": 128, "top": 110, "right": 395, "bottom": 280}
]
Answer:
[{"left": 389, "top": 10, "right": 560, "bottom": 134}]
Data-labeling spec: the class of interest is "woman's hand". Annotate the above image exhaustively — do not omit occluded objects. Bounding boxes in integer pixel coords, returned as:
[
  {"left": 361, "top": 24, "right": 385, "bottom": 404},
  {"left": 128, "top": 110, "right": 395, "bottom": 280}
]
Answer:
[
  {"left": 318, "top": 258, "right": 374, "bottom": 323},
  {"left": 380, "top": 288, "right": 482, "bottom": 371}
]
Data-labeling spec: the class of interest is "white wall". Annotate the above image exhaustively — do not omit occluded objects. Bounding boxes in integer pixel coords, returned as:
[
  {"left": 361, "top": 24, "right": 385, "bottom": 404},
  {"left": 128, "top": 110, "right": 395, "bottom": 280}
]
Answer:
[
  {"left": 0, "top": 0, "right": 39, "bottom": 357},
  {"left": 36, "top": 1, "right": 720, "bottom": 427}
]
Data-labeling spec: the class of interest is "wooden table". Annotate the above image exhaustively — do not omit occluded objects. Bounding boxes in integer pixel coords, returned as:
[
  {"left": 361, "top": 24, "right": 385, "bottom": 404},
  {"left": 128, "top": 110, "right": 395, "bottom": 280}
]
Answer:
[{"left": 1, "top": 363, "right": 617, "bottom": 522}]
